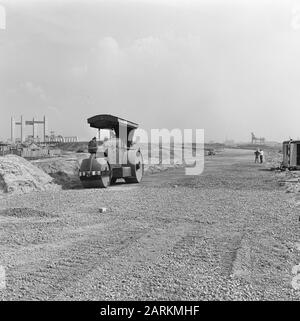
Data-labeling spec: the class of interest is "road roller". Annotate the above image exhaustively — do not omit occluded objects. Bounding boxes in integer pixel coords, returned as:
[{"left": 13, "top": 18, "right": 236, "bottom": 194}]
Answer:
[{"left": 79, "top": 114, "right": 144, "bottom": 188}]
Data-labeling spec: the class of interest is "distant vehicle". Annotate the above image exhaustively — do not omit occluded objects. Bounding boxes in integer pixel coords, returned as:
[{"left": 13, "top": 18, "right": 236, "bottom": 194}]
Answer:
[
  {"left": 282, "top": 139, "right": 300, "bottom": 170},
  {"left": 79, "top": 114, "right": 144, "bottom": 188}
]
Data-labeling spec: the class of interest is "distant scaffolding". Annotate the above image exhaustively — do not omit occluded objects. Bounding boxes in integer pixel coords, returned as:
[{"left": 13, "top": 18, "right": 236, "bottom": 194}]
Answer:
[
  {"left": 251, "top": 132, "right": 265, "bottom": 145},
  {"left": 11, "top": 116, "right": 47, "bottom": 143},
  {"left": 45, "top": 132, "right": 78, "bottom": 143},
  {"left": 10, "top": 116, "right": 78, "bottom": 144}
]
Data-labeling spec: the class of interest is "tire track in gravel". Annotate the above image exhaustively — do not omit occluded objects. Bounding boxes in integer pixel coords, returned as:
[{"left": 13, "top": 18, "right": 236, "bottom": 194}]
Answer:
[
  {"left": 53, "top": 223, "right": 194, "bottom": 300},
  {"left": 2, "top": 222, "right": 193, "bottom": 300},
  {"left": 0, "top": 222, "right": 107, "bottom": 269},
  {"left": 219, "top": 232, "right": 246, "bottom": 276},
  {"left": 2, "top": 229, "right": 145, "bottom": 300}
]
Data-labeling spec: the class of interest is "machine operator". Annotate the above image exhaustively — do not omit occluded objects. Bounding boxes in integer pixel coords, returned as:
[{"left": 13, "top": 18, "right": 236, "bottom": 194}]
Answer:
[{"left": 88, "top": 137, "right": 98, "bottom": 155}]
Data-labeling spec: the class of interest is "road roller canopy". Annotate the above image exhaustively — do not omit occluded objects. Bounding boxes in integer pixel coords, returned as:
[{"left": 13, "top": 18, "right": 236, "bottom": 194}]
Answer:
[
  {"left": 88, "top": 114, "right": 138, "bottom": 130},
  {"left": 87, "top": 114, "right": 139, "bottom": 146}
]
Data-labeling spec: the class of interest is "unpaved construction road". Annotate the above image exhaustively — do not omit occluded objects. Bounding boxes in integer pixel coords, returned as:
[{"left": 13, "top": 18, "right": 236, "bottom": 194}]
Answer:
[{"left": 0, "top": 149, "right": 300, "bottom": 300}]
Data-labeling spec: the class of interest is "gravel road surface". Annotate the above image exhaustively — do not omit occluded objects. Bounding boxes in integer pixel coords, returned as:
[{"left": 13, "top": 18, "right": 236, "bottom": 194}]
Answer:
[{"left": 0, "top": 149, "right": 299, "bottom": 300}]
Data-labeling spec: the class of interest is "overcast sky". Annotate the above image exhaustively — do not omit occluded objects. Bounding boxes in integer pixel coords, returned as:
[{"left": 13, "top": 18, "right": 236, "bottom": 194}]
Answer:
[{"left": 1, "top": 0, "right": 300, "bottom": 142}]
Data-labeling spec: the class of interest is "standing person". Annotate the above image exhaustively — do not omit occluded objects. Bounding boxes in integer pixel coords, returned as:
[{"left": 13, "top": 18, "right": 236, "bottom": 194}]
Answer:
[
  {"left": 254, "top": 149, "right": 260, "bottom": 163},
  {"left": 88, "top": 137, "right": 98, "bottom": 155},
  {"left": 259, "top": 149, "right": 264, "bottom": 163}
]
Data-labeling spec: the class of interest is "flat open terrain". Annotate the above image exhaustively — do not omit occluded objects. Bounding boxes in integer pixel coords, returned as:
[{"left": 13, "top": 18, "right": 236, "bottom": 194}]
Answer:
[{"left": 0, "top": 149, "right": 300, "bottom": 300}]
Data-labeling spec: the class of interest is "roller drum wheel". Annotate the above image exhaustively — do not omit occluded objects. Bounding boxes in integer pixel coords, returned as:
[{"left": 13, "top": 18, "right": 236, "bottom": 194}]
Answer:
[
  {"left": 97, "top": 165, "right": 111, "bottom": 188},
  {"left": 125, "top": 149, "right": 144, "bottom": 184},
  {"left": 80, "top": 159, "right": 111, "bottom": 188}
]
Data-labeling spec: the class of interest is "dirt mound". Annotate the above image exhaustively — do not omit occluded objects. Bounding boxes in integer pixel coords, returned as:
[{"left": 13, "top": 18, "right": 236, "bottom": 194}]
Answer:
[
  {"left": 32, "top": 156, "right": 83, "bottom": 189},
  {"left": 0, "top": 155, "right": 61, "bottom": 194},
  {"left": 56, "top": 142, "right": 88, "bottom": 153},
  {"left": 0, "top": 207, "right": 56, "bottom": 218}
]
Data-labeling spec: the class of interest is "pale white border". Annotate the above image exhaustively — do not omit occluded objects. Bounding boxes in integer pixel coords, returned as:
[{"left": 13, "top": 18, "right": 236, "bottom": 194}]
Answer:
[{"left": 0, "top": 4, "right": 6, "bottom": 30}]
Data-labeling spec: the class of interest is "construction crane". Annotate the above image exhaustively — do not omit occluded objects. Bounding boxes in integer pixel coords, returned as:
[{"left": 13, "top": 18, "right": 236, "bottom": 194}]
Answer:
[{"left": 251, "top": 132, "right": 265, "bottom": 145}]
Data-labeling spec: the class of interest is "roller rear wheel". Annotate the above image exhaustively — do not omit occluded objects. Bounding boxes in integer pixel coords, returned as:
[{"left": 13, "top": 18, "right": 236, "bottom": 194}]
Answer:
[
  {"left": 110, "top": 177, "right": 117, "bottom": 185},
  {"left": 125, "top": 150, "right": 144, "bottom": 183}
]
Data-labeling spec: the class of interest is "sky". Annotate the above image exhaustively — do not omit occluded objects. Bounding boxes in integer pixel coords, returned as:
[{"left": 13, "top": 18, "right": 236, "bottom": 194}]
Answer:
[{"left": 1, "top": 0, "right": 300, "bottom": 142}]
